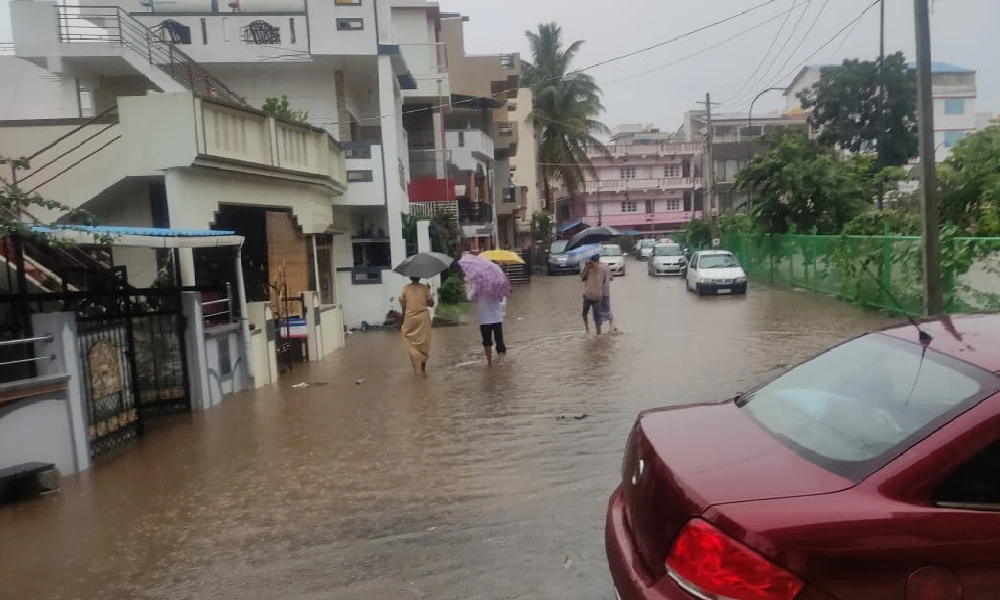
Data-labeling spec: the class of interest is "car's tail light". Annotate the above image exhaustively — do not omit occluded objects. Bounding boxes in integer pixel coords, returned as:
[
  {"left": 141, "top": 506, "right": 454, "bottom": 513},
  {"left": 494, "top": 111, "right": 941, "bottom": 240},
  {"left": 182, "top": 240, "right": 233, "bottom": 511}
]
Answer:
[{"left": 665, "top": 519, "right": 803, "bottom": 600}]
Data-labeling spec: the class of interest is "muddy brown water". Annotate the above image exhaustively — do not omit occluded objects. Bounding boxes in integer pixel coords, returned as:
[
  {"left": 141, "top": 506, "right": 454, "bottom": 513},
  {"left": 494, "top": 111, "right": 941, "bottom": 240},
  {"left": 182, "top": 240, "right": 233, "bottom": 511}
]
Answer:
[{"left": 0, "top": 264, "right": 888, "bottom": 600}]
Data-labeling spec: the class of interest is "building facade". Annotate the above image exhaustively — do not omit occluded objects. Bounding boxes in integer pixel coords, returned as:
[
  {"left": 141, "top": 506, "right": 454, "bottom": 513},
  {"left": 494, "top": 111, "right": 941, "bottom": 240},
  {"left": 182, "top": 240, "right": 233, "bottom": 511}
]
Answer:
[
  {"left": 785, "top": 62, "right": 995, "bottom": 163},
  {"left": 562, "top": 125, "right": 704, "bottom": 236},
  {"left": 3, "top": 0, "right": 452, "bottom": 330}
]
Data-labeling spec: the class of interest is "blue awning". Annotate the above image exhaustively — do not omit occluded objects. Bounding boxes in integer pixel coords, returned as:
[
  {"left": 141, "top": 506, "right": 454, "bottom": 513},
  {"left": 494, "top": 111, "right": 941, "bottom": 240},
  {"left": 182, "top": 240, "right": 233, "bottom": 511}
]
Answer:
[
  {"left": 29, "top": 225, "right": 243, "bottom": 248},
  {"left": 557, "top": 220, "right": 583, "bottom": 233},
  {"left": 619, "top": 230, "right": 643, "bottom": 236}
]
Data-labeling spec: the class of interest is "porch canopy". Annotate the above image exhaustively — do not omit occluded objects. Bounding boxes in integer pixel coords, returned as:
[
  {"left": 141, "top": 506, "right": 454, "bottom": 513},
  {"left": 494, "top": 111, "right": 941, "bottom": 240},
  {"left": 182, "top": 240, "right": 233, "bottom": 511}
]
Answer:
[{"left": 28, "top": 225, "right": 244, "bottom": 248}]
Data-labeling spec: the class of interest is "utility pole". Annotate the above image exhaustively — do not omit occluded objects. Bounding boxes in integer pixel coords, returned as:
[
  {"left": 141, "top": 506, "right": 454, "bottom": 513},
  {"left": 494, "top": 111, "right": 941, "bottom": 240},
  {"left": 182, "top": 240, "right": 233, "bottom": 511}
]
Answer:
[
  {"left": 697, "top": 93, "right": 721, "bottom": 224},
  {"left": 877, "top": 0, "right": 886, "bottom": 210},
  {"left": 914, "top": 0, "right": 943, "bottom": 315}
]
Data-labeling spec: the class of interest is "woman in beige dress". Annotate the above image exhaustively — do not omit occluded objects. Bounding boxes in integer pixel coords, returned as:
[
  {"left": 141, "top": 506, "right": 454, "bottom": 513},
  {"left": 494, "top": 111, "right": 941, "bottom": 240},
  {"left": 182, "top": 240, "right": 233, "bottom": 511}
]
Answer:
[{"left": 400, "top": 277, "right": 435, "bottom": 373}]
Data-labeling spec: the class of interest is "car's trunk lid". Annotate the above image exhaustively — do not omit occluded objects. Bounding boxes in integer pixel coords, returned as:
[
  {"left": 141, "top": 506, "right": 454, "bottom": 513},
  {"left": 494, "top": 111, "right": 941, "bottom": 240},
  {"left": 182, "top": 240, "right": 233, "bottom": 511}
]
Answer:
[{"left": 621, "top": 401, "right": 855, "bottom": 579}]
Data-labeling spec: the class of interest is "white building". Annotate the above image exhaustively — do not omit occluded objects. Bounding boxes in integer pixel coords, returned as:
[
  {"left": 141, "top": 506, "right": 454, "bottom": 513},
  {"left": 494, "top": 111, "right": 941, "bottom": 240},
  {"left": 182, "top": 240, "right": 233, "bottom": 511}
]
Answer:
[
  {"left": 785, "top": 62, "right": 995, "bottom": 163},
  {"left": 3, "top": 0, "right": 451, "bottom": 330}
]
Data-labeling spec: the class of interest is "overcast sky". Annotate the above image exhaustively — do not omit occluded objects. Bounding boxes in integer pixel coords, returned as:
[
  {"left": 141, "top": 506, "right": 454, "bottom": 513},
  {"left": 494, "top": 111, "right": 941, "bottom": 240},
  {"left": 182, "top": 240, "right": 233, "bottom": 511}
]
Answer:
[
  {"left": 2, "top": 0, "right": 996, "bottom": 131},
  {"left": 437, "top": 0, "right": 999, "bottom": 131}
]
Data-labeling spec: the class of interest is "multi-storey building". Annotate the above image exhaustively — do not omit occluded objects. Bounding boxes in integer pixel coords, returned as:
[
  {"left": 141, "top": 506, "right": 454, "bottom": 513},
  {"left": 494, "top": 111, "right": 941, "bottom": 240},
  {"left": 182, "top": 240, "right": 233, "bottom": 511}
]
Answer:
[
  {"left": 3, "top": 0, "right": 450, "bottom": 330},
  {"left": 562, "top": 125, "right": 704, "bottom": 237},
  {"left": 408, "top": 12, "right": 523, "bottom": 253},
  {"left": 785, "top": 62, "right": 995, "bottom": 163},
  {"left": 676, "top": 111, "right": 809, "bottom": 215}
]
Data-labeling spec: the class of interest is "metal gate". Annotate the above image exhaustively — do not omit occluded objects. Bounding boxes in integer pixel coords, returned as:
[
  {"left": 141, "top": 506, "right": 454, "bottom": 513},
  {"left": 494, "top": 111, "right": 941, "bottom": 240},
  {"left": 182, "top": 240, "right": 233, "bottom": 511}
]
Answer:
[{"left": 73, "top": 267, "right": 191, "bottom": 457}]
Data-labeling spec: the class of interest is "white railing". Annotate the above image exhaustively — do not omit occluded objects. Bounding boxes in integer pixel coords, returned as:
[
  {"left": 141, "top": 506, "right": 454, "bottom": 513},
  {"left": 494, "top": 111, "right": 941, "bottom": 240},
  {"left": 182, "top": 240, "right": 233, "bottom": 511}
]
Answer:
[
  {"left": 196, "top": 97, "right": 346, "bottom": 184},
  {"left": 410, "top": 200, "right": 458, "bottom": 220},
  {"left": 580, "top": 177, "right": 703, "bottom": 193},
  {"left": 602, "top": 142, "right": 701, "bottom": 158}
]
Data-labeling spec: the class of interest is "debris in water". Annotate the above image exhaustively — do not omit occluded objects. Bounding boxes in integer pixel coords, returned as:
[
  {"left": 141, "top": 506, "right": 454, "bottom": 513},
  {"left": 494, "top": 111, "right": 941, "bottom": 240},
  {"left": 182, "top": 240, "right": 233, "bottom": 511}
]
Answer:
[
  {"left": 292, "top": 382, "right": 309, "bottom": 389},
  {"left": 563, "top": 556, "right": 574, "bottom": 570},
  {"left": 355, "top": 379, "right": 366, "bottom": 385},
  {"left": 573, "top": 414, "right": 588, "bottom": 420}
]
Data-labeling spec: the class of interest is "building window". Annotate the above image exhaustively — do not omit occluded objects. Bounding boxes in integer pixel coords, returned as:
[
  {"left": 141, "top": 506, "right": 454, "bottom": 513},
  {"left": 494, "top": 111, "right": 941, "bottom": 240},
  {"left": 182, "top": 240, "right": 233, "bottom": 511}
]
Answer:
[
  {"left": 200, "top": 18, "right": 207, "bottom": 44},
  {"left": 458, "top": 131, "right": 465, "bottom": 147},
  {"left": 621, "top": 201, "right": 637, "bottom": 213},
  {"left": 347, "top": 170, "right": 374, "bottom": 182},
  {"left": 335, "top": 0, "right": 362, "bottom": 4},
  {"left": 241, "top": 20, "right": 281, "bottom": 45},
  {"left": 336, "top": 18, "right": 364, "bottom": 31},
  {"left": 157, "top": 19, "right": 192, "bottom": 45},
  {"left": 944, "top": 98, "right": 966, "bottom": 115},
  {"left": 663, "top": 164, "right": 681, "bottom": 178},
  {"left": 944, "top": 130, "right": 966, "bottom": 148},
  {"left": 289, "top": 18, "right": 296, "bottom": 44},
  {"left": 620, "top": 166, "right": 636, "bottom": 179},
  {"left": 665, "top": 199, "right": 682, "bottom": 212}
]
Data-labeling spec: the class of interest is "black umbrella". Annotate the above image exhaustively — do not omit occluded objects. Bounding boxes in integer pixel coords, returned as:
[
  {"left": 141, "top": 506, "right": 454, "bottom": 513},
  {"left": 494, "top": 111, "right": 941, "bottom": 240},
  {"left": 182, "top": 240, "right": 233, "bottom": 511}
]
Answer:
[
  {"left": 566, "top": 226, "right": 622, "bottom": 250},
  {"left": 393, "top": 252, "right": 454, "bottom": 279}
]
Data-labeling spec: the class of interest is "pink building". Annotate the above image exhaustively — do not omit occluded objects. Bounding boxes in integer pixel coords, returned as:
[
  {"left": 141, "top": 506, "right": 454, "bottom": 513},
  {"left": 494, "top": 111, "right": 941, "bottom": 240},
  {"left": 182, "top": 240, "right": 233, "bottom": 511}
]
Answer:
[{"left": 557, "top": 125, "right": 704, "bottom": 237}]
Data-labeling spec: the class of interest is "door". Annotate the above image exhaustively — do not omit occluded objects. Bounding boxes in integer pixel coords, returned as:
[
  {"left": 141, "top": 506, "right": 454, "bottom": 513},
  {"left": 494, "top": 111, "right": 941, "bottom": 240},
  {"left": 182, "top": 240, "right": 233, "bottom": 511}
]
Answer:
[{"left": 686, "top": 254, "right": 699, "bottom": 288}]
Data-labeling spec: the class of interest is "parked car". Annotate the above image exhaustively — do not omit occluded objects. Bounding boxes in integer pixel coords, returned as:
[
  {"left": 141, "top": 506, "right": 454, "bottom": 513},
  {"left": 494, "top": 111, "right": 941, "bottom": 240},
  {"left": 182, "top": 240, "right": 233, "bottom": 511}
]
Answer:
[
  {"left": 607, "top": 314, "right": 1000, "bottom": 600},
  {"left": 647, "top": 243, "right": 686, "bottom": 277},
  {"left": 636, "top": 239, "right": 657, "bottom": 261},
  {"left": 685, "top": 250, "right": 747, "bottom": 295},
  {"left": 547, "top": 240, "right": 580, "bottom": 275},
  {"left": 600, "top": 244, "right": 626, "bottom": 276}
]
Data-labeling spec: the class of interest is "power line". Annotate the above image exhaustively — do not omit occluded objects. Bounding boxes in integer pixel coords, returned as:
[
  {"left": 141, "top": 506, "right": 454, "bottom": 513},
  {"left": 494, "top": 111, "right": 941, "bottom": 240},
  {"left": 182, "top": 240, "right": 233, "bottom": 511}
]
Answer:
[
  {"left": 721, "top": 0, "right": 803, "bottom": 106},
  {"left": 725, "top": 0, "right": 831, "bottom": 109},
  {"left": 729, "top": 0, "right": 880, "bottom": 114},
  {"left": 826, "top": 9, "right": 864, "bottom": 62},
  {"left": 312, "top": 0, "right": 782, "bottom": 127}
]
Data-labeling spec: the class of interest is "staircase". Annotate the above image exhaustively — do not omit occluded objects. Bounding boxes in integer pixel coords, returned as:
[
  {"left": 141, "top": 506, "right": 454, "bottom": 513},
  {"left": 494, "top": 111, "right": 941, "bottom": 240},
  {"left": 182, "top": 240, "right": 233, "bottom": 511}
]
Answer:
[
  {"left": 56, "top": 5, "right": 246, "bottom": 106},
  {"left": 502, "top": 251, "right": 531, "bottom": 285}
]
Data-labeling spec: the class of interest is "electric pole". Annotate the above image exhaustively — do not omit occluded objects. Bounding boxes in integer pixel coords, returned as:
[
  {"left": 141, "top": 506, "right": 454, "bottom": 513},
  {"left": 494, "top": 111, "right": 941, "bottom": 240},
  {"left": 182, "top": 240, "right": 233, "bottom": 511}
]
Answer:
[
  {"left": 698, "top": 93, "right": 721, "bottom": 225},
  {"left": 877, "top": 0, "right": 886, "bottom": 210},
  {"left": 914, "top": 0, "right": 943, "bottom": 315}
]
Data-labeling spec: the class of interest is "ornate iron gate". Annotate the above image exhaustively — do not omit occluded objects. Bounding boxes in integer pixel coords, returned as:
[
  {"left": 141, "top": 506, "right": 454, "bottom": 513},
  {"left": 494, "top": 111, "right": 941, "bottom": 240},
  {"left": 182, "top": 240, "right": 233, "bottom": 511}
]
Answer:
[{"left": 73, "top": 267, "right": 191, "bottom": 457}]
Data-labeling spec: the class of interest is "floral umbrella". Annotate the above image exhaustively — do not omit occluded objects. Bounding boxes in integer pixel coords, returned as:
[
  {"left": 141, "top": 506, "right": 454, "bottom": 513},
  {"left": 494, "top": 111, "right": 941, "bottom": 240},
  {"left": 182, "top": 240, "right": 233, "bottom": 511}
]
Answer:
[{"left": 458, "top": 253, "right": 511, "bottom": 298}]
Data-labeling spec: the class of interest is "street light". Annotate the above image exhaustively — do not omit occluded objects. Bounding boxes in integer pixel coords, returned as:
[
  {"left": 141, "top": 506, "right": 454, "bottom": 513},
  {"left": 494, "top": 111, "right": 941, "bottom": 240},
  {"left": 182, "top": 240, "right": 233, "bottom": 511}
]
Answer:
[{"left": 746, "top": 87, "right": 785, "bottom": 208}]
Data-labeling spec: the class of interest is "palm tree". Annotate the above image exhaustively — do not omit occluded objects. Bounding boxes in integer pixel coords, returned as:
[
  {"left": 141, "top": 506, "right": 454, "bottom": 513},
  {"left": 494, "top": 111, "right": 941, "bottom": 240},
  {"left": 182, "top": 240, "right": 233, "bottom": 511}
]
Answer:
[{"left": 523, "top": 23, "right": 609, "bottom": 218}]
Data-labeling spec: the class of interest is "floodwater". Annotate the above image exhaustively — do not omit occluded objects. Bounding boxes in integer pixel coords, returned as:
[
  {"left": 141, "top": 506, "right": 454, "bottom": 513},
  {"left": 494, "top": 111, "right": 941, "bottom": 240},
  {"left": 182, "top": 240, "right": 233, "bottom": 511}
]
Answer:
[{"left": 0, "top": 262, "right": 889, "bottom": 600}]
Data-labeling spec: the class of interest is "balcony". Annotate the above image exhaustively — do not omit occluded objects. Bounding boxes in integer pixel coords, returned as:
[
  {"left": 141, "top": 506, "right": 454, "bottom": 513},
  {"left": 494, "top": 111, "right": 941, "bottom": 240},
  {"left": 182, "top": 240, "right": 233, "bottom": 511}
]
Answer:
[
  {"left": 446, "top": 129, "right": 494, "bottom": 171},
  {"left": 580, "top": 177, "right": 704, "bottom": 193},
  {"left": 398, "top": 43, "right": 450, "bottom": 101},
  {"left": 580, "top": 212, "right": 702, "bottom": 229},
  {"left": 494, "top": 121, "right": 518, "bottom": 156},
  {"left": 338, "top": 142, "right": 386, "bottom": 207},
  {"left": 602, "top": 142, "right": 701, "bottom": 159},
  {"left": 118, "top": 92, "right": 346, "bottom": 190},
  {"left": 458, "top": 200, "right": 493, "bottom": 226},
  {"left": 496, "top": 184, "right": 525, "bottom": 216}
]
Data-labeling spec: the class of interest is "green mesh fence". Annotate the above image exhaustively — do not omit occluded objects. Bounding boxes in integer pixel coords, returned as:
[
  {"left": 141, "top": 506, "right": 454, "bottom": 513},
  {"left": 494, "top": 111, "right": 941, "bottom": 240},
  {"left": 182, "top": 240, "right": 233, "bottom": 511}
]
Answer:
[{"left": 721, "top": 233, "right": 1000, "bottom": 316}]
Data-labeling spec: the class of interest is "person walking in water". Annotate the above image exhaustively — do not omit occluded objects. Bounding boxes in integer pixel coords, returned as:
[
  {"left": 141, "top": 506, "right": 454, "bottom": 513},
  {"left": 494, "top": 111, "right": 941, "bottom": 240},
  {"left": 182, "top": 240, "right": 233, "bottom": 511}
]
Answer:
[
  {"left": 581, "top": 253, "right": 609, "bottom": 335},
  {"left": 399, "top": 277, "right": 435, "bottom": 373},
  {"left": 599, "top": 263, "right": 615, "bottom": 333},
  {"left": 468, "top": 280, "right": 507, "bottom": 366}
]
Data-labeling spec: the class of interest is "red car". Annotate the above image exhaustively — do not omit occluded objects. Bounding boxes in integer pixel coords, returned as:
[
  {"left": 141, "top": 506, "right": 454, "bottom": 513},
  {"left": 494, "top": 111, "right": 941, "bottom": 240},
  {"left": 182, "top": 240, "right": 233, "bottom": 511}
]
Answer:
[{"left": 606, "top": 314, "right": 1000, "bottom": 600}]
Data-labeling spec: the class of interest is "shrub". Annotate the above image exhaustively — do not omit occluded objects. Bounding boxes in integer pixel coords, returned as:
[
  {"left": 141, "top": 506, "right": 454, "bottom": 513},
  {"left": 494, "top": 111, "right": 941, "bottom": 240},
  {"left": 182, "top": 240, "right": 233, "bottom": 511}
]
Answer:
[{"left": 438, "top": 275, "right": 465, "bottom": 304}]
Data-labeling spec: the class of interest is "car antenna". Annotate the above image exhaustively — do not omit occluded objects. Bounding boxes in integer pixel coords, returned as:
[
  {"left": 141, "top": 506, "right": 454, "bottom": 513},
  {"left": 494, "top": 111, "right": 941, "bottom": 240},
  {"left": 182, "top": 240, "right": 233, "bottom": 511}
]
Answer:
[{"left": 858, "top": 259, "right": 933, "bottom": 345}]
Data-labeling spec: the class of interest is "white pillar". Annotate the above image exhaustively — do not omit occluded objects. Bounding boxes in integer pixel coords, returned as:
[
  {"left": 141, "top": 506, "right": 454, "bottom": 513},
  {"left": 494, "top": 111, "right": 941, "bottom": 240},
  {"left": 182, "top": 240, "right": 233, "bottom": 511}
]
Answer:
[
  {"left": 181, "top": 291, "right": 211, "bottom": 410},
  {"left": 234, "top": 249, "right": 254, "bottom": 381}
]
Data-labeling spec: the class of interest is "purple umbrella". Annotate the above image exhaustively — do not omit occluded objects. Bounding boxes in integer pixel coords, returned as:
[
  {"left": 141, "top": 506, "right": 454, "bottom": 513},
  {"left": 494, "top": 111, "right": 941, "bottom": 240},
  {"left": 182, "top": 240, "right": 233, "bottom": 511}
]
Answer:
[{"left": 459, "top": 254, "right": 511, "bottom": 298}]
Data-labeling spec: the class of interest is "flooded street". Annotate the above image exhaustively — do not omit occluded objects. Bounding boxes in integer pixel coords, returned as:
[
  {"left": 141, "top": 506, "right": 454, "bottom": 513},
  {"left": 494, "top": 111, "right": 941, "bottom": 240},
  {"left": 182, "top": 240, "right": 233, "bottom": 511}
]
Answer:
[{"left": 0, "top": 263, "right": 889, "bottom": 600}]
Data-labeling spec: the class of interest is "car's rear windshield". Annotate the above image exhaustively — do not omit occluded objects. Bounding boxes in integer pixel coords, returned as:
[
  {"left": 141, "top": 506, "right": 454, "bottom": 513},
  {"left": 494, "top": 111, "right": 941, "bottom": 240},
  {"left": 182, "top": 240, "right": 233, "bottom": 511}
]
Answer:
[
  {"left": 640, "top": 240, "right": 656, "bottom": 248},
  {"left": 740, "top": 333, "right": 999, "bottom": 481},
  {"left": 550, "top": 241, "right": 569, "bottom": 254},
  {"left": 601, "top": 246, "right": 623, "bottom": 256},
  {"left": 655, "top": 245, "right": 682, "bottom": 256},
  {"left": 698, "top": 254, "right": 738, "bottom": 269}
]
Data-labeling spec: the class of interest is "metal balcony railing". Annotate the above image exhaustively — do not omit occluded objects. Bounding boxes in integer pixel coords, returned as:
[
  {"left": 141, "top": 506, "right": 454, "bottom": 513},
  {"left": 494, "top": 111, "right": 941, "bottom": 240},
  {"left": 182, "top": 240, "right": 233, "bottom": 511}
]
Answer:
[
  {"left": 55, "top": 5, "right": 246, "bottom": 107},
  {"left": 0, "top": 41, "right": 13, "bottom": 55}
]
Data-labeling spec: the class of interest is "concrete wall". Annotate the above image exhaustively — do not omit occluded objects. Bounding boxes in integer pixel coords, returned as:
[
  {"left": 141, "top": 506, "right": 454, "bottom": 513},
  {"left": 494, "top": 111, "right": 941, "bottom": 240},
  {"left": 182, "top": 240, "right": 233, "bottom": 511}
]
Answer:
[
  {"left": 163, "top": 168, "right": 335, "bottom": 234},
  {"left": 0, "top": 313, "right": 91, "bottom": 476},
  {"left": 509, "top": 87, "right": 540, "bottom": 216},
  {"left": 131, "top": 14, "right": 307, "bottom": 64},
  {"left": 307, "top": 0, "right": 377, "bottom": 56},
  {"left": 214, "top": 63, "right": 342, "bottom": 134},
  {"left": 0, "top": 56, "right": 83, "bottom": 120},
  {"left": 182, "top": 292, "right": 252, "bottom": 409}
]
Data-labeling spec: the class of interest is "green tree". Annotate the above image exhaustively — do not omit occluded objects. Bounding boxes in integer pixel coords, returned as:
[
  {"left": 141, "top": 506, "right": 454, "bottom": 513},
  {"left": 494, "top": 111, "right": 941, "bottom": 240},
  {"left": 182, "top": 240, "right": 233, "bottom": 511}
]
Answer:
[
  {"left": 735, "top": 131, "right": 874, "bottom": 234},
  {"left": 261, "top": 95, "right": 309, "bottom": 123},
  {"left": 1, "top": 156, "right": 108, "bottom": 245},
  {"left": 797, "top": 52, "right": 918, "bottom": 167},
  {"left": 522, "top": 23, "right": 609, "bottom": 211},
  {"left": 937, "top": 123, "right": 1000, "bottom": 234}
]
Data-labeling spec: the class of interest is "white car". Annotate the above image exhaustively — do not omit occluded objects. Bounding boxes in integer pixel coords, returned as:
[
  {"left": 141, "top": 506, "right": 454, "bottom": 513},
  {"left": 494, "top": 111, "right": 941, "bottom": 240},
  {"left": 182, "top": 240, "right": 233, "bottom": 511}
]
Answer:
[
  {"left": 600, "top": 244, "right": 626, "bottom": 276},
  {"left": 647, "top": 243, "right": 686, "bottom": 276},
  {"left": 685, "top": 250, "right": 747, "bottom": 295}
]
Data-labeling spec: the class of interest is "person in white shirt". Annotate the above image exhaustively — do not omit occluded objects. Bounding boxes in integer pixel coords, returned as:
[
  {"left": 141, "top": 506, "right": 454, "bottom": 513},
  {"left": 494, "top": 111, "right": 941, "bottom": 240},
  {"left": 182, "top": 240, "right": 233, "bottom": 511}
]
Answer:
[{"left": 467, "top": 282, "right": 507, "bottom": 367}]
